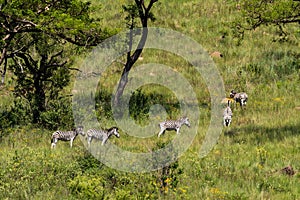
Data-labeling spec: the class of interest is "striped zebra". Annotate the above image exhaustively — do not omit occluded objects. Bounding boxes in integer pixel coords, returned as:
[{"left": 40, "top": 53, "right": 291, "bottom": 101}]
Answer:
[
  {"left": 51, "top": 126, "right": 84, "bottom": 148},
  {"left": 86, "top": 127, "right": 120, "bottom": 146},
  {"left": 158, "top": 117, "right": 190, "bottom": 137},
  {"left": 223, "top": 100, "right": 233, "bottom": 127},
  {"left": 230, "top": 90, "right": 248, "bottom": 108}
]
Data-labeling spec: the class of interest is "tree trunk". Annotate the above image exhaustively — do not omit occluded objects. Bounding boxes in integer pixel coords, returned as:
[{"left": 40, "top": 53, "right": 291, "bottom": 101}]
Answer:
[
  {"left": 32, "top": 75, "right": 46, "bottom": 123},
  {"left": 113, "top": 69, "right": 129, "bottom": 106},
  {"left": 113, "top": 0, "right": 157, "bottom": 106},
  {"left": 113, "top": 28, "right": 148, "bottom": 106}
]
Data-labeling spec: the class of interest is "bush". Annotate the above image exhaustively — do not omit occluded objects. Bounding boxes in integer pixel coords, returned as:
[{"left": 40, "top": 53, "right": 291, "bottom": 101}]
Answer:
[
  {"left": 0, "top": 146, "right": 81, "bottom": 199},
  {"left": 0, "top": 97, "right": 31, "bottom": 135},
  {"left": 40, "top": 97, "right": 74, "bottom": 130},
  {"left": 129, "top": 88, "right": 180, "bottom": 125},
  {"left": 68, "top": 175, "right": 106, "bottom": 199}
]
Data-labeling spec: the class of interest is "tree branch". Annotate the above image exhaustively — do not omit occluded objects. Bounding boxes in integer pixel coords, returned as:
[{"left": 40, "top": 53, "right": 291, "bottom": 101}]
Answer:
[
  {"left": 1, "top": 58, "right": 7, "bottom": 84},
  {"left": 48, "top": 50, "right": 64, "bottom": 64},
  {"left": 14, "top": 52, "right": 36, "bottom": 73}
]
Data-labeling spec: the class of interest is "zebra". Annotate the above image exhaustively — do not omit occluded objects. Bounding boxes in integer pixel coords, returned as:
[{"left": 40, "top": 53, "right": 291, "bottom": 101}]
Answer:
[
  {"left": 158, "top": 117, "right": 190, "bottom": 137},
  {"left": 223, "top": 100, "right": 233, "bottom": 127},
  {"left": 230, "top": 90, "right": 248, "bottom": 108},
  {"left": 86, "top": 127, "right": 120, "bottom": 146},
  {"left": 51, "top": 126, "right": 85, "bottom": 148}
]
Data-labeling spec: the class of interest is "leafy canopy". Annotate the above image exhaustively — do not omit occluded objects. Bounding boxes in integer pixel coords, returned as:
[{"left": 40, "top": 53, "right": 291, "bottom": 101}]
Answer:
[
  {"left": 232, "top": 0, "right": 300, "bottom": 39},
  {"left": 0, "top": 0, "right": 115, "bottom": 126}
]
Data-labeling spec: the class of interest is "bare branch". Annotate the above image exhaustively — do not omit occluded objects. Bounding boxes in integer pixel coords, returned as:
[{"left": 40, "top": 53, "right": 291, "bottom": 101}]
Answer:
[
  {"left": 146, "top": 0, "right": 158, "bottom": 14},
  {"left": 47, "top": 61, "right": 68, "bottom": 68},
  {"left": 14, "top": 52, "right": 36, "bottom": 73},
  {"left": 48, "top": 50, "right": 64, "bottom": 64},
  {"left": 68, "top": 67, "right": 82, "bottom": 72},
  {"left": 1, "top": 58, "right": 7, "bottom": 84},
  {"left": 0, "top": 47, "right": 7, "bottom": 67},
  {"left": 12, "top": 57, "right": 24, "bottom": 73}
]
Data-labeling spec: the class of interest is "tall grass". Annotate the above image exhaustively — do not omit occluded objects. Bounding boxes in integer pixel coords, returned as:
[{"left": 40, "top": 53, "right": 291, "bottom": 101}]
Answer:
[{"left": 0, "top": 0, "right": 299, "bottom": 199}]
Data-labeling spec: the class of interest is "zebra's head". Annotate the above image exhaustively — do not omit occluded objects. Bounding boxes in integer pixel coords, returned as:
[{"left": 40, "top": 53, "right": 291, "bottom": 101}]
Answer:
[
  {"left": 75, "top": 126, "right": 85, "bottom": 136},
  {"left": 230, "top": 90, "right": 236, "bottom": 98},
  {"left": 181, "top": 117, "right": 191, "bottom": 127},
  {"left": 108, "top": 127, "right": 120, "bottom": 138}
]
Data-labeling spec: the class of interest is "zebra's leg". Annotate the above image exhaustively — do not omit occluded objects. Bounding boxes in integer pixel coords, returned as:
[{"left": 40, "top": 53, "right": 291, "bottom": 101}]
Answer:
[
  {"left": 176, "top": 128, "right": 180, "bottom": 134},
  {"left": 87, "top": 137, "right": 92, "bottom": 148},
  {"left": 158, "top": 128, "right": 165, "bottom": 137},
  {"left": 238, "top": 98, "right": 245, "bottom": 108},
  {"left": 51, "top": 138, "right": 57, "bottom": 149},
  {"left": 70, "top": 138, "right": 74, "bottom": 148},
  {"left": 101, "top": 138, "right": 107, "bottom": 145},
  {"left": 242, "top": 99, "right": 247, "bottom": 108}
]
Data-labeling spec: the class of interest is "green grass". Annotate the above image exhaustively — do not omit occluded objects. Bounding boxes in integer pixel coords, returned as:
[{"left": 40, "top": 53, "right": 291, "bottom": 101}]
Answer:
[{"left": 0, "top": 0, "right": 300, "bottom": 199}]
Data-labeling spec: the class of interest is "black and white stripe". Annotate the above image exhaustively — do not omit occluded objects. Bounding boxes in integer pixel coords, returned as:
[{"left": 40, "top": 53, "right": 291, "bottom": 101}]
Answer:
[
  {"left": 230, "top": 90, "right": 248, "bottom": 108},
  {"left": 223, "top": 100, "right": 233, "bottom": 127},
  {"left": 86, "top": 127, "right": 120, "bottom": 146},
  {"left": 51, "top": 126, "right": 84, "bottom": 148},
  {"left": 158, "top": 117, "right": 191, "bottom": 137}
]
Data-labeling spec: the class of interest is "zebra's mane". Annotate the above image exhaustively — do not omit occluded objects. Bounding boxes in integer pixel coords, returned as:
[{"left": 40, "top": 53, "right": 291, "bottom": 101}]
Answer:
[
  {"left": 179, "top": 116, "right": 188, "bottom": 120},
  {"left": 107, "top": 126, "right": 118, "bottom": 132}
]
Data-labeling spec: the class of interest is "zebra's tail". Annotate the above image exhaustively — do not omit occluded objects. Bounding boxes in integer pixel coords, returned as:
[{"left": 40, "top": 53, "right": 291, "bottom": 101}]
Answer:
[{"left": 51, "top": 137, "right": 54, "bottom": 144}]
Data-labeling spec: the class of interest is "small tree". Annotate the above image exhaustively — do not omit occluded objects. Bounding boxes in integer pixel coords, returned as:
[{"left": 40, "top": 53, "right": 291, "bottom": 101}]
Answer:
[{"left": 113, "top": 0, "right": 158, "bottom": 105}]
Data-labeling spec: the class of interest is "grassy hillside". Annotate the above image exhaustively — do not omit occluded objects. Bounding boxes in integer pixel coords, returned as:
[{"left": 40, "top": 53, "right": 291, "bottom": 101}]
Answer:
[{"left": 0, "top": 0, "right": 299, "bottom": 199}]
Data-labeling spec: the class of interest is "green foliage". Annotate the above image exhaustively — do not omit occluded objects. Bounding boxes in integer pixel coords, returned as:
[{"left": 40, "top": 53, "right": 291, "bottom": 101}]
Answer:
[
  {"left": 0, "top": 98, "right": 31, "bottom": 133},
  {"left": 40, "top": 96, "right": 74, "bottom": 130},
  {"left": 69, "top": 175, "right": 106, "bottom": 199},
  {"left": 0, "top": 136, "right": 82, "bottom": 199},
  {"left": 231, "top": 0, "right": 300, "bottom": 39},
  {"left": 0, "top": 92, "right": 74, "bottom": 132},
  {"left": 95, "top": 87, "right": 180, "bottom": 124},
  {"left": 0, "top": 0, "right": 299, "bottom": 199},
  {"left": 95, "top": 89, "right": 114, "bottom": 120},
  {"left": 0, "top": 0, "right": 115, "bottom": 125},
  {"left": 1, "top": 0, "right": 111, "bottom": 44},
  {"left": 68, "top": 142, "right": 185, "bottom": 199},
  {"left": 129, "top": 88, "right": 180, "bottom": 124},
  {"left": 154, "top": 158, "right": 184, "bottom": 195},
  {"left": 123, "top": 3, "right": 156, "bottom": 28}
]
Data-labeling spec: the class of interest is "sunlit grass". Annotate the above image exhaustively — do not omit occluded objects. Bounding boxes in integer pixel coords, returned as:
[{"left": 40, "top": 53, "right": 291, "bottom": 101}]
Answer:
[{"left": 0, "top": 0, "right": 299, "bottom": 199}]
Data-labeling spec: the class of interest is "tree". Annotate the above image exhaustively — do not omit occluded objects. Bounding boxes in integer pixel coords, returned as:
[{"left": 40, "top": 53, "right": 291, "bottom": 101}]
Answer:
[
  {"left": 113, "top": 0, "right": 158, "bottom": 105},
  {"left": 0, "top": 0, "right": 112, "bottom": 123},
  {"left": 233, "top": 0, "right": 300, "bottom": 39},
  {"left": 10, "top": 33, "right": 72, "bottom": 123}
]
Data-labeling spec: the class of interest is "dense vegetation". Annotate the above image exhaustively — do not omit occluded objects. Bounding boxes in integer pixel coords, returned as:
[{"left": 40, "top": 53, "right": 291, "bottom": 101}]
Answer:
[{"left": 0, "top": 0, "right": 299, "bottom": 199}]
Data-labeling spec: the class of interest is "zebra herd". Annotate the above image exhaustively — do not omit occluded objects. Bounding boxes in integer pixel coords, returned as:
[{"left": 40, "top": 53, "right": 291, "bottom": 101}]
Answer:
[
  {"left": 51, "top": 90, "right": 247, "bottom": 148},
  {"left": 51, "top": 126, "right": 120, "bottom": 148},
  {"left": 223, "top": 89, "right": 248, "bottom": 127},
  {"left": 50, "top": 117, "right": 190, "bottom": 148}
]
